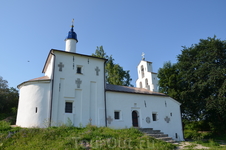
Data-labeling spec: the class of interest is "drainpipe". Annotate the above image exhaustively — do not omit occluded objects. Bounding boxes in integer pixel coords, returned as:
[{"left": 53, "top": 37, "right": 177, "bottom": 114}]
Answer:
[
  {"left": 104, "top": 60, "right": 107, "bottom": 127},
  {"left": 49, "top": 51, "right": 56, "bottom": 127}
]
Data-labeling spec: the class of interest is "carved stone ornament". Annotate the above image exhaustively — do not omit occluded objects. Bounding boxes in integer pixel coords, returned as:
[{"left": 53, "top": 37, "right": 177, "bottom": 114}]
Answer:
[
  {"left": 146, "top": 117, "right": 151, "bottom": 123},
  {"left": 95, "top": 66, "right": 100, "bottom": 76},
  {"left": 58, "top": 62, "right": 64, "bottom": 72},
  {"left": 75, "top": 78, "right": 82, "bottom": 88},
  {"left": 107, "top": 116, "right": 113, "bottom": 124},
  {"left": 164, "top": 116, "right": 170, "bottom": 123}
]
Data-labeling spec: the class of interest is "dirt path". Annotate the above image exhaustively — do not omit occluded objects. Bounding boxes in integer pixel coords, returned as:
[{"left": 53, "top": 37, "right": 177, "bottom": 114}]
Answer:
[{"left": 175, "top": 142, "right": 209, "bottom": 149}]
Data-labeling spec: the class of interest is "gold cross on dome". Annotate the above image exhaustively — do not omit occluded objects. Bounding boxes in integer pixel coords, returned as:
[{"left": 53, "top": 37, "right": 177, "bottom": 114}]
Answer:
[{"left": 71, "top": 18, "right": 74, "bottom": 27}]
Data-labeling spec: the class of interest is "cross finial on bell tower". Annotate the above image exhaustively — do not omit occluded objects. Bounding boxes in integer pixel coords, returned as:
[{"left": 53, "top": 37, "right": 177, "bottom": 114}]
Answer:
[
  {"left": 142, "top": 52, "right": 145, "bottom": 60},
  {"left": 71, "top": 18, "right": 74, "bottom": 28}
]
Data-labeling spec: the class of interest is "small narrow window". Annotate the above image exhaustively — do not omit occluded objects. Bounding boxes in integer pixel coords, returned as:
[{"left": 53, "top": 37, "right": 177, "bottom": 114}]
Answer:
[
  {"left": 114, "top": 111, "right": 120, "bottom": 120},
  {"left": 152, "top": 113, "right": 157, "bottom": 121},
  {"left": 65, "top": 102, "right": 73, "bottom": 113},
  {"left": 77, "top": 67, "right": 82, "bottom": 74},
  {"left": 35, "top": 107, "right": 38, "bottom": 113},
  {"left": 175, "top": 133, "right": 178, "bottom": 138},
  {"left": 170, "top": 113, "right": 172, "bottom": 116}
]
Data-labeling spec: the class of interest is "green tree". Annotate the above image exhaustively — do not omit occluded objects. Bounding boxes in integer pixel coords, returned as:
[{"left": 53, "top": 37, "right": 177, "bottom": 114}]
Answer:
[
  {"left": 158, "top": 61, "right": 181, "bottom": 98},
  {"left": 92, "top": 46, "right": 133, "bottom": 86},
  {"left": 0, "top": 76, "right": 19, "bottom": 121},
  {"left": 158, "top": 36, "right": 226, "bottom": 133}
]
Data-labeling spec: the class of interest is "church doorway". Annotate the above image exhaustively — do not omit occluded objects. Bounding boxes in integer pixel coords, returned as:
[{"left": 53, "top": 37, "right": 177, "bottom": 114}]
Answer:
[{"left": 132, "top": 110, "right": 139, "bottom": 127}]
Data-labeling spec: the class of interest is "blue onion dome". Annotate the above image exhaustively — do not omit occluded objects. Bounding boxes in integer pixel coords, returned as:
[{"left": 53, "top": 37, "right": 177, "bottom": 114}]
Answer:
[{"left": 66, "top": 24, "right": 78, "bottom": 42}]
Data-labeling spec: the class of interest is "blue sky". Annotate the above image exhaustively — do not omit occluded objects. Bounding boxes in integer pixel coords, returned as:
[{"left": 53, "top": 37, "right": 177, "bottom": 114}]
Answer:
[{"left": 0, "top": 0, "right": 226, "bottom": 88}]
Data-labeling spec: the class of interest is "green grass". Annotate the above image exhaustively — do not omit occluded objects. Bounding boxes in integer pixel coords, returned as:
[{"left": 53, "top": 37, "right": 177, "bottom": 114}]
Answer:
[
  {"left": 185, "top": 139, "right": 226, "bottom": 150},
  {"left": 184, "top": 129, "right": 213, "bottom": 140},
  {"left": 195, "top": 139, "right": 226, "bottom": 150},
  {"left": 183, "top": 128, "right": 226, "bottom": 150},
  {"left": 0, "top": 121, "right": 176, "bottom": 150},
  {"left": 178, "top": 140, "right": 226, "bottom": 150}
]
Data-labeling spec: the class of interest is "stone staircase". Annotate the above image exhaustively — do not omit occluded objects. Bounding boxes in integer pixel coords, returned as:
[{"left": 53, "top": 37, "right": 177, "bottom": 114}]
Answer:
[{"left": 139, "top": 128, "right": 175, "bottom": 143}]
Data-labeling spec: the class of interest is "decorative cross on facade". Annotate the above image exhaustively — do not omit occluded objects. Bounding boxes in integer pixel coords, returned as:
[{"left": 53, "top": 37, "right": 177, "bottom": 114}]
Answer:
[
  {"left": 142, "top": 52, "right": 145, "bottom": 60},
  {"left": 164, "top": 116, "right": 170, "bottom": 123},
  {"left": 107, "top": 116, "right": 113, "bottom": 124},
  {"left": 75, "top": 78, "right": 82, "bottom": 88},
  {"left": 58, "top": 62, "right": 64, "bottom": 72},
  {"left": 95, "top": 66, "right": 100, "bottom": 76}
]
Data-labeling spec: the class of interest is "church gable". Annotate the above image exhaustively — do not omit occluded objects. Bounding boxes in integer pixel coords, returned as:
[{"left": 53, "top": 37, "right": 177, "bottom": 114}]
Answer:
[
  {"left": 49, "top": 49, "right": 107, "bottom": 127},
  {"left": 42, "top": 49, "right": 107, "bottom": 75}
]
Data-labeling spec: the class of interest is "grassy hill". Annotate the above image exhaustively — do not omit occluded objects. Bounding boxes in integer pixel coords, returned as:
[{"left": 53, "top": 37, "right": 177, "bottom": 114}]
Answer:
[{"left": 0, "top": 121, "right": 176, "bottom": 150}]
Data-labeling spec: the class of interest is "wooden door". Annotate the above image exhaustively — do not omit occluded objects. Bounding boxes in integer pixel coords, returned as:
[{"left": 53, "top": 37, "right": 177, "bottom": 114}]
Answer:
[{"left": 132, "top": 111, "right": 138, "bottom": 127}]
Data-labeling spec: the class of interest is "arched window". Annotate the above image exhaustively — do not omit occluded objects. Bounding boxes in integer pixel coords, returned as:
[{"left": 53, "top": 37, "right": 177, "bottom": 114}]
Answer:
[
  {"left": 145, "top": 78, "right": 150, "bottom": 90},
  {"left": 145, "top": 78, "right": 148, "bottom": 86},
  {"left": 141, "top": 65, "right": 144, "bottom": 78},
  {"left": 140, "top": 82, "right": 142, "bottom": 88}
]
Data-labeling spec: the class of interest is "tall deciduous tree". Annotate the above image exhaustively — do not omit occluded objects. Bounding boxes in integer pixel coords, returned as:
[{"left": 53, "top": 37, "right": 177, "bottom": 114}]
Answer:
[
  {"left": 0, "top": 76, "right": 19, "bottom": 117},
  {"left": 92, "top": 46, "right": 133, "bottom": 86},
  {"left": 158, "top": 36, "right": 226, "bottom": 133}
]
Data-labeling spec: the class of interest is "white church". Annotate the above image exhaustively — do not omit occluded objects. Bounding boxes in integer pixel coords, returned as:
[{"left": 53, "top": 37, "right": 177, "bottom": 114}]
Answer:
[{"left": 16, "top": 22, "right": 184, "bottom": 141}]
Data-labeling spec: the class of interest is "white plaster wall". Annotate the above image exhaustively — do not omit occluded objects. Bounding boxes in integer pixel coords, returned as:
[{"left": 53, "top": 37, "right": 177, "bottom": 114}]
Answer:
[
  {"left": 151, "top": 73, "right": 158, "bottom": 91},
  {"left": 65, "top": 39, "right": 77, "bottom": 53},
  {"left": 146, "top": 62, "right": 153, "bottom": 72},
  {"left": 45, "top": 55, "right": 54, "bottom": 78},
  {"left": 50, "top": 51, "right": 106, "bottom": 127},
  {"left": 106, "top": 91, "right": 184, "bottom": 141},
  {"left": 16, "top": 81, "right": 50, "bottom": 128}
]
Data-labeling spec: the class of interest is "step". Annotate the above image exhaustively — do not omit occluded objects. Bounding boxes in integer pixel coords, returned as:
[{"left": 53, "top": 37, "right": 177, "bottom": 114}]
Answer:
[
  {"left": 139, "top": 128, "right": 175, "bottom": 143},
  {"left": 143, "top": 130, "right": 162, "bottom": 134},
  {"left": 147, "top": 134, "right": 168, "bottom": 138},
  {"left": 138, "top": 128, "right": 153, "bottom": 131},
  {"left": 156, "top": 137, "right": 174, "bottom": 141}
]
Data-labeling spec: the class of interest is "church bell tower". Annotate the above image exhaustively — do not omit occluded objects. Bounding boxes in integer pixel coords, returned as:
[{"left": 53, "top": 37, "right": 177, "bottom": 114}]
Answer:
[
  {"left": 136, "top": 53, "right": 158, "bottom": 92},
  {"left": 65, "top": 19, "right": 78, "bottom": 53}
]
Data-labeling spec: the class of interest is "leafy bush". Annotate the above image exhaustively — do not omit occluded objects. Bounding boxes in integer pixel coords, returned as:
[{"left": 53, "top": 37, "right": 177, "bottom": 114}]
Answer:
[
  {"left": 0, "top": 114, "right": 7, "bottom": 120},
  {"left": 184, "top": 121, "right": 212, "bottom": 140},
  {"left": 0, "top": 121, "right": 11, "bottom": 132}
]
